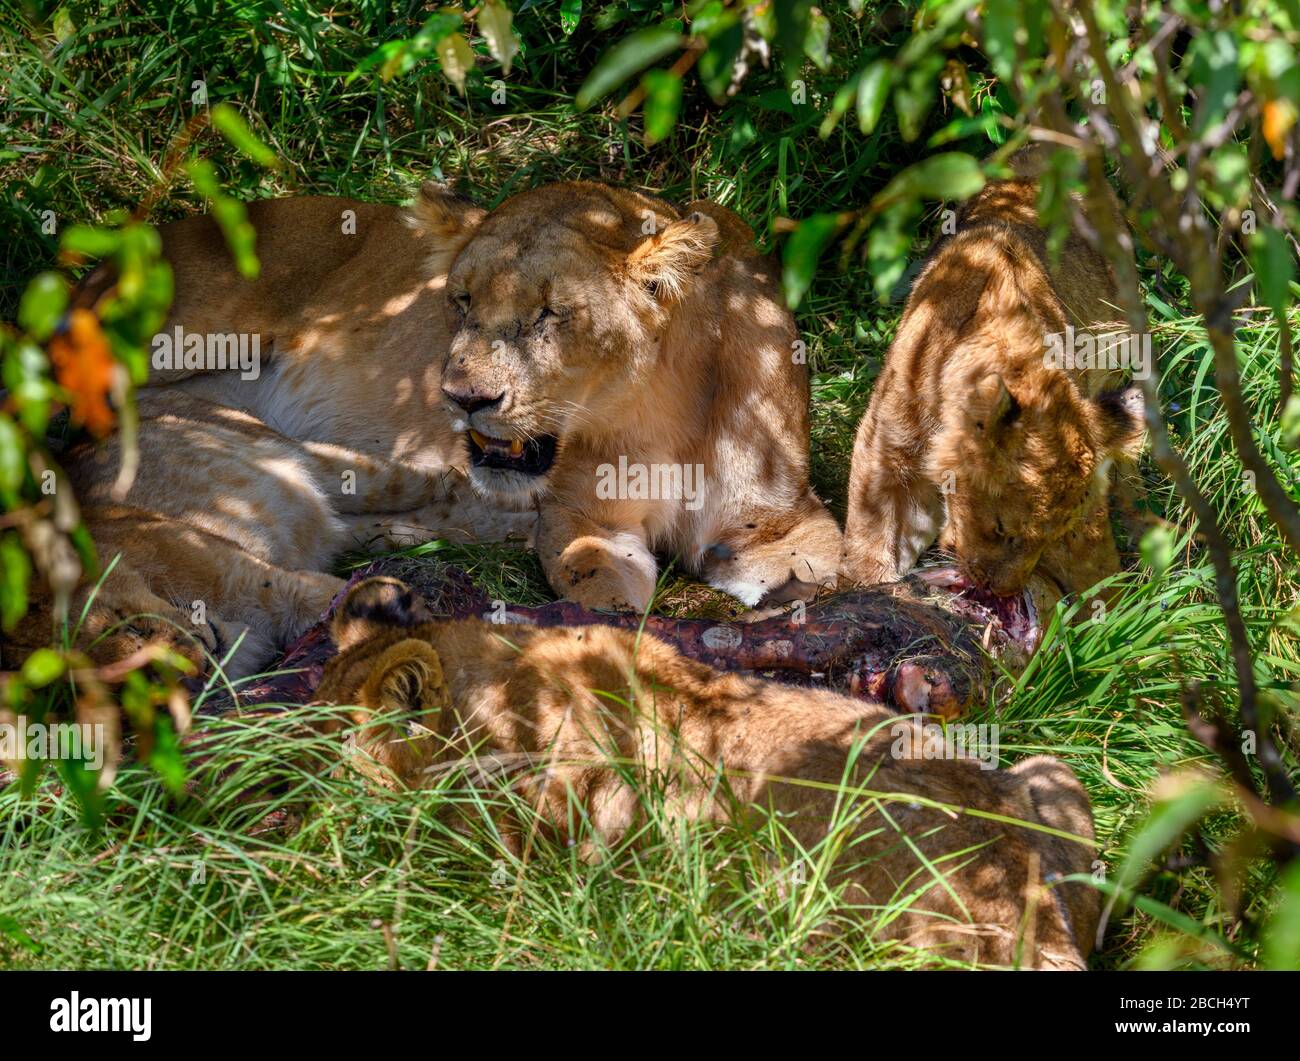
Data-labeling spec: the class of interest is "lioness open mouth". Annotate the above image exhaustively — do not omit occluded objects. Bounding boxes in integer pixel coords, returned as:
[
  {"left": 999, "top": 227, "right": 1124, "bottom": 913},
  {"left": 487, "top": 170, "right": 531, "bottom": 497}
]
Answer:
[
  {"left": 467, "top": 429, "right": 558, "bottom": 478},
  {"left": 915, "top": 566, "right": 1041, "bottom": 651}
]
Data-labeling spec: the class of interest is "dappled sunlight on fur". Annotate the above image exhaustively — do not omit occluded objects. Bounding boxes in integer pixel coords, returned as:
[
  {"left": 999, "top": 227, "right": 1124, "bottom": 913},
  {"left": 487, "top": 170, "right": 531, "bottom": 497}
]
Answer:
[
  {"left": 842, "top": 146, "right": 1146, "bottom": 598},
  {"left": 313, "top": 576, "right": 1101, "bottom": 969}
]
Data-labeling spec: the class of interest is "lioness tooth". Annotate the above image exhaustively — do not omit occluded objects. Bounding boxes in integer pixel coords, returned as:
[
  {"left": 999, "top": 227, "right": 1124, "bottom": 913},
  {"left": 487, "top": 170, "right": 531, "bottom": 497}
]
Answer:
[
  {"left": 470, "top": 429, "right": 490, "bottom": 448},
  {"left": 509, "top": 439, "right": 523, "bottom": 457}
]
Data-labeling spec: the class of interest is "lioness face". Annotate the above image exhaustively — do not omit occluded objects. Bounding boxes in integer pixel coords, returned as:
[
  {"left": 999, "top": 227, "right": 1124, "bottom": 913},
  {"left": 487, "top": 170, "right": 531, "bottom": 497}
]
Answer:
[
  {"left": 936, "top": 375, "right": 1143, "bottom": 595},
  {"left": 430, "top": 184, "right": 718, "bottom": 499}
]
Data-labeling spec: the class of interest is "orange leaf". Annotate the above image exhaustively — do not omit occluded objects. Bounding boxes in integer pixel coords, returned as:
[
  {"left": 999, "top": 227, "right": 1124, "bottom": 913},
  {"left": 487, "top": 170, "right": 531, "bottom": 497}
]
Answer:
[
  {"left": 1263, "top": 98, "right": 1296, "bottom": 162},
  {"left": 49, "top": 308, "right": 117, "bottom": 437}
]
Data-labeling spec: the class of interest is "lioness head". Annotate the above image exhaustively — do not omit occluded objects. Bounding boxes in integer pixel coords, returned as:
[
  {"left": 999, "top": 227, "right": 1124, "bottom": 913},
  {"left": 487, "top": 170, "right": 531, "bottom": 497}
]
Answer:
[
  {"left": 935, "top": 373, "right": 1143, "bottom": 595},
  {"left": 411, "top": 181, "right": 719, "bottom": 499}
]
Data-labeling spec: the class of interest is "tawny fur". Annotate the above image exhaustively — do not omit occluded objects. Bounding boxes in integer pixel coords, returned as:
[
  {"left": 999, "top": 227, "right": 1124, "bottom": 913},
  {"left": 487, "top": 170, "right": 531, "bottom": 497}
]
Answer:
[
  {"left": 841, "top": 147, "right": 1145, "bottom": 596},
  {"left": 428, "top": 181, "right": 841, "bottom": 610},
  {"left": 7, "top": 183, "right": 838, "bottom": 675},
  {"left": 6, "top": 391, "right": 527, "bottom": 677},
  {"left": 315, "top": 577, "right": 1101, "bottom": 969}
]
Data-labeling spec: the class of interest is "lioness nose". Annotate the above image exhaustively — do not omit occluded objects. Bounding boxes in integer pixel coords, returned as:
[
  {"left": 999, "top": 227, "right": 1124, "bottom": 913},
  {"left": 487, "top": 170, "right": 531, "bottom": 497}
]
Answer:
[{"left": 442, "top": 386, "right": 505, "bottom": 414}]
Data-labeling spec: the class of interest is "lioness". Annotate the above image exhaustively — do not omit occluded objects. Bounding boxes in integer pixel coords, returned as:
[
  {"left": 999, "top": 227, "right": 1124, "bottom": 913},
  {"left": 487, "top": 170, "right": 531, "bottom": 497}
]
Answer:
[
  {"left": 841, "top": 147, "right": 1145, "bottom": 596},
  {"left": 7, "top": 183, "right": 839, "bottom": 674},
  {"left": 314, "top": 576, "right": 1101, "bottom": 969},
  {"left": 423, "top": 181, "right": 841, "bottom": 610},
  {"left": 7, "top": 390, "right": 530, "bottom": 678}
]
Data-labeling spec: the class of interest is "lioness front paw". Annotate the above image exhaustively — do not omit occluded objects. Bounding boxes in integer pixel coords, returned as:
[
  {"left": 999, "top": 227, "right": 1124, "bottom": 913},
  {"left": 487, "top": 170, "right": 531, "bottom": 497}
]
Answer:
[{"left": 548, "top": 531, "right": 658, "bottom": 612}]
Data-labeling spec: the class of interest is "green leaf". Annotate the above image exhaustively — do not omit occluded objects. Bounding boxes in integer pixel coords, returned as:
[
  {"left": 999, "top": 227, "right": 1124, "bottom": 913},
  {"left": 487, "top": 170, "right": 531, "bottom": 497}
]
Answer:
[
  {"left": 261, "top": 42, "right": 291, "bottom": 87},
  {"left": 867, "top": 205, "right": 916, "bottom": 302},
  {"left": 882, "top": 152, "right": 986, "bottom": 203},
  {"left": 60, "top": 225, "right": 119, "bottom": 259},
  {"left": 51, "top": 7, "right": 75, "bottom": 42},
  {"left": 21, "top": 648, "right": 65, "bottom": 687},
  {"left": 437, "top": 32, "right": 476, "bottom": 94},
  {"left": 927, "top": 113, "right": 998, "bottom": 147},
  {"left": 702, "top": 22, "right": 743, "bottom": 101},
  {"left": 1263, "top": 859, "right": 1300, "bottom": 970},
  {"left": 348, "top": 13, "right": 461, "bottom": 83},
  {"left": 773, "top": 0, "right": 812, "bottom": 83},
  {"left": 412, "top": 12, "right": 464, "bottom": 55},
  {"left": 641, "top": 70, "right": 682, "bottom": 144},
  {"left": 1251, "top": 224, "right": 1295, "bottom": 317},
  {"left": 1187, "top": 30, "right": 1240, "bottom": 134},
  {"left": 1281, "top": 394, "right": 1300, "bottom": 452},
  {"left": 560, "top": 0, "right": 582, "bottom": 35},
  {"left": 0, "top": 532, "right": 31, "bottom": 631},
  {"left": 1140, "top": 524, "right": 1176, "bottom": 576},
  {"left": 1112, "top": 774, "right": 1224, "bottom": 904},
  {"left": 349, "top": 40, "right": 400, "bottom": 82},
  {"left": 149, "top": 718, "right": 187, "bottom": 795},
  {"left": 893, "top": 53, "right": 943, "bottom": 142},
  {"left": 0, "top": 914, "right": 41, "bottom": 955},
  {"left": 699, "top": 21, "right": 743, "bottom": 102},
  {"left": 782, "top": 212, "right": 840, "bottom": 309},
  {"left": 1036, "top": 147, "right": 1083, "bottom": 267},
  {"left": 690, "top": 1, "right": 735, "bottom": 39},
  {"left": 819, "top": 72, "right": 860, "bottom": 138},
  {"left": 981, "top": 0, "right": 1017, "bottom": 83},
  {"left": 210, "top": 104, "right": 279, "bottom": 169},
  {"left": 478, "top": 0, "right": 519, "bottom": 75},
  {"left": 187, "top": 160, "right": 259, "bottom": 280},
  {"left": 0, "top": 415, "right": 22, "bottom": 496},
  {"left": 803, "top": 8, "right": 831, "bottom": 72},
  {"left": 856, "top": 61, "right": 893, "bottom": 135},
  {"left": 17, "top": 272, "right": 68, "bottom": 342},
  {"left": 576, "top": 25, "right": 683, "bottom": 110}
]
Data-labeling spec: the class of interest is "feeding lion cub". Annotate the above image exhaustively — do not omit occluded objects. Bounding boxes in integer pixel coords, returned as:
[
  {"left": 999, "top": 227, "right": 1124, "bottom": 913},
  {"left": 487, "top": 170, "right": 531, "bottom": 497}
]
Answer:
[
  {"left": 7, "top": 182, "right": 839, "bottom": 675},
  {"left": 315, "top": 576, "right": 1100, "bottom": 969},
  {"left": 841, "top": 147, "right": 1145, "bottom": 597}
]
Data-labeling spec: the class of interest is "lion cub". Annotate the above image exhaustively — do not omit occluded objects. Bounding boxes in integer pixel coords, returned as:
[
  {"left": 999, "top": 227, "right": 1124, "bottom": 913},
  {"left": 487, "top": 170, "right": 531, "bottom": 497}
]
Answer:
[
  {"left": 315, "top": 577, "right": 1101, "bottom": 969},
  {"left": 842, "top": 147, "right": 1144, "bottom": 596}
]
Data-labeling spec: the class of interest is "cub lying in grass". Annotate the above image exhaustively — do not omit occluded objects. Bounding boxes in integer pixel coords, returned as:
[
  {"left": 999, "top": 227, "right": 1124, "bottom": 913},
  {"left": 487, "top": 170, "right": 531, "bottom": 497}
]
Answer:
[
  {"left": 841, "top": 146, "right": 1145, "bottom": 597},
  {"left": 314, "top": 576, "right": 1101, "bottom": 969}
]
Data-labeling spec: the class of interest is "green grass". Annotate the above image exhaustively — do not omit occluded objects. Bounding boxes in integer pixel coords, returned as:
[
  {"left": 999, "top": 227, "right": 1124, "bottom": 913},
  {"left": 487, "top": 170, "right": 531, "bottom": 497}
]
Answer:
[
  {"left": 0, "top": 704, "right": 1012, "bottom": 970},
  {"left": 2, "top": 2, "right": 1298, "bottom": 970}
]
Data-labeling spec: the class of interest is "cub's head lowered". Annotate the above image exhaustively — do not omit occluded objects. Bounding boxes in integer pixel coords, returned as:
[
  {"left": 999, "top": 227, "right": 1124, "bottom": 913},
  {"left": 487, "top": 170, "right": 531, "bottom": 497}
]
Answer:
[
  {"left": 935, "top": 369, "right": 1144, "bottom": 595},
  {"left": 409, "top": 181, "right": 719, "bottom": 499}
]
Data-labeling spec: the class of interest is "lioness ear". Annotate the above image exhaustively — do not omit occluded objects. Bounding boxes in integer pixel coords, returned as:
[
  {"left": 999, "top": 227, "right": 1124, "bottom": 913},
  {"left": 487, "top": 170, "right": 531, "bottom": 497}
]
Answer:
[
  {"left": 627, "top": 211, "right": 720, "bottom": 301},
  {"left": 1094, "top": 384, "right": 1145, "bottom": 460},
  {"left": 405, "top": 182, "right": 486, "bottom": 262},
  {"left": 360, "top": 639, "right": 449, "bottom": 717},
  {"left": 972, "top": 373, "right": 1021, "bottom": 435},
  {"left": 332, "top": 577, "right": 431, "bottom": 651}
]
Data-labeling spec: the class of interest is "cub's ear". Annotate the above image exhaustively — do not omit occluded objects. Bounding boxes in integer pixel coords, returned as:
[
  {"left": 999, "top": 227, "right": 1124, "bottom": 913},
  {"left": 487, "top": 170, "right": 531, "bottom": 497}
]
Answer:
[
  {"left": 405, "top": 182, "right": 486, "bottom": 262},
  {"left": 971, "top": 373, "right": 1021, "bottom": 436},
  {"left": 1094, "top": 384, "right": 1145, "bottom": 460},
  {"left": 332, "top": 577, "right": 431, "bottom": 651},
  {"left": 360, "top": 639, "right": 449, "bottom": 717},
  {"left": 627, "top": 211, "right": 720, "bottom": 301}
]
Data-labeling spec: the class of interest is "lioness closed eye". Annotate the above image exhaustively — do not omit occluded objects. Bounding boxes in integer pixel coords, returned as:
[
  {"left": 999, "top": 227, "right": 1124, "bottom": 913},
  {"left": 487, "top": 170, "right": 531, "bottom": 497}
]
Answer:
[
  {"left": 841, "top": 146, "right": 1145, "bottom": 598},
  {"left": 421, "top": 180, "right": 842, "bottom": 612},
  {"left": 314, "top": 576, "right": 1101, "bottom": 969}
]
